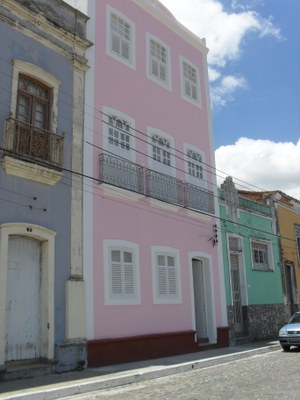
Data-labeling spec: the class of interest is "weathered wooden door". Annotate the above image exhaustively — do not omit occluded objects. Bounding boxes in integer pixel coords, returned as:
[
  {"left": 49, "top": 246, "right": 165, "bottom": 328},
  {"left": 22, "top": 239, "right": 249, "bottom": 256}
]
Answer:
[{"left": 5, "top": 236, "right": 41, "bottom": 361}]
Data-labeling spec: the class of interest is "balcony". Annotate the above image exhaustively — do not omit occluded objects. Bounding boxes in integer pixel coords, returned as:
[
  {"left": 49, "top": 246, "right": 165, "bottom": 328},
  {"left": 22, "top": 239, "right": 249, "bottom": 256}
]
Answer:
[
  {"left": 99, "top": 153, "right": 215, "bottom": 214},
  {"left": 3, "top": 117, "right": 64, "bottom": 169}
]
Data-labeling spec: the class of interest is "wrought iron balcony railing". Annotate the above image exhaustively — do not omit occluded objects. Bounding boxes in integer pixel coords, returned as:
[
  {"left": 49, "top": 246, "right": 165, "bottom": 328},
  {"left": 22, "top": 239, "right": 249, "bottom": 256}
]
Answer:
[
  {"left": 3, "top": 117, "right": 64, "bottom": 168},
  {"left": 99, "top": 153, "right": 215, "bottom": 214}
]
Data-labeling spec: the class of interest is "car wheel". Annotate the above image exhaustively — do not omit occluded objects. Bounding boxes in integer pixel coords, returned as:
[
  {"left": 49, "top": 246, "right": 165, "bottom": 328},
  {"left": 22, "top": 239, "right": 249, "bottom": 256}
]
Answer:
[{"left": 281, "top": 344, "right": 290, "bottom": 352}]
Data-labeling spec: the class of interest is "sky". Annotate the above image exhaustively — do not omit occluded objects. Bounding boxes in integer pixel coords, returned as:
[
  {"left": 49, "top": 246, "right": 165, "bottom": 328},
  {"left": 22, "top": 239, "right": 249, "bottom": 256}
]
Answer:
[{"left": 67, "top": 0, "right": 300, "bottom": 200}]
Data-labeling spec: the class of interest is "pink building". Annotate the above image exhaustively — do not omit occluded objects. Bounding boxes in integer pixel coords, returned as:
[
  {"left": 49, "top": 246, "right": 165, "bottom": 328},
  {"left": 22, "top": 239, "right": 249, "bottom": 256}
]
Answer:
[{"left": 84, "top": 0, "right": 228, "bottom": 366}]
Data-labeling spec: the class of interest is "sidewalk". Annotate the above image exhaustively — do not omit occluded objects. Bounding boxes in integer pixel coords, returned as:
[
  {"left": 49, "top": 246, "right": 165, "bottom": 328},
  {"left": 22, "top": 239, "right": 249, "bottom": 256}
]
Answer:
[{"left": 0, "top": 341, "right": 280, "bottom": 400}]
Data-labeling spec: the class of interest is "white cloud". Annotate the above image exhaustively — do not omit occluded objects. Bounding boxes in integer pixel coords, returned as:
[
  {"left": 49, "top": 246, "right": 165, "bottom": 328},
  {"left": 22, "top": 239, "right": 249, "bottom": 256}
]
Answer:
[
  {"left": 65, "top": 0, "right": 282, "bottom": 107},
  {"left": 210, "top": 75, "right": 248, "bottom": 107},
  {"left": 160, "top": 0, "right": 282, "bottom": 107},
  {"left": 215, "top": 138, "right": 300, "bottom": 200}
]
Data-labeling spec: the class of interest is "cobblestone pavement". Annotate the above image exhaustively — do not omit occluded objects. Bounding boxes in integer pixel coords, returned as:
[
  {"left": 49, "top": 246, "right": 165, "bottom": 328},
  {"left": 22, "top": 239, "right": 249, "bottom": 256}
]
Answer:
[{"left": 64, "top": 348, "right": 300, "bottom": 400}]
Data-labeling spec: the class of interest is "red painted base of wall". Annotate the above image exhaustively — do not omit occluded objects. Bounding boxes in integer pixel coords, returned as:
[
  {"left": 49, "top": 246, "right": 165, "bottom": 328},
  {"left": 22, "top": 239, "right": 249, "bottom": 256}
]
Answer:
[{"left": 87, "top": 327, "right": 229, "bottom": 367}]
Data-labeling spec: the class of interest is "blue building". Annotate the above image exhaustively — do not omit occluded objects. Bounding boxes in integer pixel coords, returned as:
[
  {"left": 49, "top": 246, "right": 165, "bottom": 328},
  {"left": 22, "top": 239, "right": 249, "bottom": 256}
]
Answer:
[{"left": 0, "top": 0, "right": 91, "bottom": 377}]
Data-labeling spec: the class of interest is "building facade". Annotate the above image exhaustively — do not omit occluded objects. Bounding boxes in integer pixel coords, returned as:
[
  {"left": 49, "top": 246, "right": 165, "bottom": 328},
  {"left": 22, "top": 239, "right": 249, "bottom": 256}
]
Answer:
[
  {"left": 0, "top": 0, "right": 91, "bottom": 377},
  {"left": 239, "top": 190, "right": 300, "bottom": 317},
  {"left": 84, "top": 0, "right": 228, "bottom": 367},
  {"left": 219, "top": 178, "right": 285, "bottom": 344}
]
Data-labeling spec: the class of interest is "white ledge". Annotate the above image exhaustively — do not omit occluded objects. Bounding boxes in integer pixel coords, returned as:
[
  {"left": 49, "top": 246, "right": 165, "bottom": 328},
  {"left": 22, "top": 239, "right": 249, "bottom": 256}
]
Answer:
[{"left": 3, "top": 156, "right": 63, "bottom": 185}]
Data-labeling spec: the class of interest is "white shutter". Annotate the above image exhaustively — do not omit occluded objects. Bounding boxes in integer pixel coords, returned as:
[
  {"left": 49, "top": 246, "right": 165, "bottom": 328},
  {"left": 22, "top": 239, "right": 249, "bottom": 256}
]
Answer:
[
  {"left": 124, "top": 264, "right": 134, "bottom": 295},
  {"left": 168, "top": 266, "right": 176, "bottom": 295},
  {"left": 111, "top": 263, "right": 122, "bottom": 295}
]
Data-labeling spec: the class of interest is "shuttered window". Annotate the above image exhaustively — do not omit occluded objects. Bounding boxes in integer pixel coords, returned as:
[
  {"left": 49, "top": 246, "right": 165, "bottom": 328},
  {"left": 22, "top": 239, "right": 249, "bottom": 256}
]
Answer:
[
  {"left": 107, "top": 6, "right": 135, "bottom": 68},
  {"left": 152, "top": 247, "right": 181, "bottom": 304},
  {"left": 147, "top": 34, "right": 171, "bottom": 90},
  {"left": 180, "top": 57, "right": 201, "bottom": 107},
  {"left": 104, "top": 241, "right": 140, "bottom": 305}
]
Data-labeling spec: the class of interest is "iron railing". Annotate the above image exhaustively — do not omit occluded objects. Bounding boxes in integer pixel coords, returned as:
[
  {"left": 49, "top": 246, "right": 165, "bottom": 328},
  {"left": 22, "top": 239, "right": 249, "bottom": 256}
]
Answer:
[
  {"left": 3, "top": 117, "right": 64, "bottom": 168},
  {"left": 99, "top": 153, "right": 215, "bottom": 214}
]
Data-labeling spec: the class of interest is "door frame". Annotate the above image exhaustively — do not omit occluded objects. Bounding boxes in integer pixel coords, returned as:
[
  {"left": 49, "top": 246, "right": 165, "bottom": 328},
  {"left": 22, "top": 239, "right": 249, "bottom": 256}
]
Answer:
[
  {"left": 189, "top": 252, "right": 217, "bottom": 344},
  {"left": 0, "top": 223, "right": 56, "bottom": 365}
]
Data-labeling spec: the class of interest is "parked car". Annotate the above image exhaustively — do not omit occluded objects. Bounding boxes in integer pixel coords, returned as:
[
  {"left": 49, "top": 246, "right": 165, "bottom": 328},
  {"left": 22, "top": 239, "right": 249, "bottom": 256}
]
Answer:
[{"left": 278, "top": 311, "right": 300, "bottom": 351}]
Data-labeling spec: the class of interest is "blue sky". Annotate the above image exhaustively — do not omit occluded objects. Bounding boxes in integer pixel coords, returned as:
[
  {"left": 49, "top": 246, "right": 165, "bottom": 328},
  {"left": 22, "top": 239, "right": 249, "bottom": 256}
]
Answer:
[
  {"left": 211, "top": 0, "right": 300, "bottom": 148},
  {"left": 68, "top": 0, "right": 300, "bottom": 199}
]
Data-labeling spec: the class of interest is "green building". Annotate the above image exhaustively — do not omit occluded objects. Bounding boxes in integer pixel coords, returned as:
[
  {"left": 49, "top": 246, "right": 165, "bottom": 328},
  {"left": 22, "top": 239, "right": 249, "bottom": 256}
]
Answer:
[{"left": 219, "top": 177, "right": 286, "bottom": 344}]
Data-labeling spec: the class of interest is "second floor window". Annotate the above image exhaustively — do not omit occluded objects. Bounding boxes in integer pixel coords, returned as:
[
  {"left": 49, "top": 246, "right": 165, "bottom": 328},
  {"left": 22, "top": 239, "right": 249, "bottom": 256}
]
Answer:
[
  {"left": 108, "top": 116, "right": 131, "bottom": 153},
  {"left": 152, "top": 134, "right": 171, "bottom": 166},
  {"left": 251, "top": 240, "right": 272, "bottom": 271},
  {"left": 17, "top": 75, "right": 50, "bottom": 130},
  {"left": 187, "top": 149, "right": 203, "bottom": 180}
]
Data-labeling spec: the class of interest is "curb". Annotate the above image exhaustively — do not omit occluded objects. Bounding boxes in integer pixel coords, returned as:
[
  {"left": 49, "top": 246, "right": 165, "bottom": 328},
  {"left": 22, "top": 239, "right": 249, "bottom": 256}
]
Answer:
[{"left": 0, "top": 343, "right": 281, "bottom": 400}]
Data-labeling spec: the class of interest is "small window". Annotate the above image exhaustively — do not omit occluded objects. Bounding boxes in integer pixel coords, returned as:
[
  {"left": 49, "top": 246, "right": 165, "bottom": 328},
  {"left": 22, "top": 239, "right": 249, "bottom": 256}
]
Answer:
[
  {"left": 180, "top": 57, "right": 201, "bottom": 107},
  {"left": 107, "top": 6, "right": 135, "bottom": 68},
  {"left": 152, "top": 247, "right": 181, "bottom": 304},
  {"left": 104, "top": 241, "right": 140, "bottom": 305},
  {"left": 251, "top": 240, "right": 273, "bottom": 271},
  {"left": 147, "top": 33, "right": 171, "bottom": 90}
]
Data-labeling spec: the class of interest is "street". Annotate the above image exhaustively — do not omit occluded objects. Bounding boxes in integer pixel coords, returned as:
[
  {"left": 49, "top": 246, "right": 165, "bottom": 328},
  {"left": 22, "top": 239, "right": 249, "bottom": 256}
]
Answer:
[{"left": 64, "top": 348, "right": 300, "bottom": 400}]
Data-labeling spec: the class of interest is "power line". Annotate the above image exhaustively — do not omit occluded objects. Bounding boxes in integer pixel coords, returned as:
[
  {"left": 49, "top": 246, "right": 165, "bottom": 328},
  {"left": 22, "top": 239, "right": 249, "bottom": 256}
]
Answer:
[{"left": 0, "top": 146, "right": 298, "bottom": 249}]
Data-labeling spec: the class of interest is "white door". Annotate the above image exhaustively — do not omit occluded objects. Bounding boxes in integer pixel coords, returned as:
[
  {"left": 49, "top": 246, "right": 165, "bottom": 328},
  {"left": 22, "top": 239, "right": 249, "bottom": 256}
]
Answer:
[
  {"left": 192, "top": 260, "right": 207, "bottom": 339},
  {"left": 5, "top": 236, "right": 41, "bottom": 361}
]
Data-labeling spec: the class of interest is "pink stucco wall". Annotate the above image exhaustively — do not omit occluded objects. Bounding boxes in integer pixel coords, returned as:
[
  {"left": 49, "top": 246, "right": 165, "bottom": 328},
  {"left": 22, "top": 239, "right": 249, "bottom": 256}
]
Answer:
[{"left": 89, "top": 0, "right": 225, "bottom": 340}]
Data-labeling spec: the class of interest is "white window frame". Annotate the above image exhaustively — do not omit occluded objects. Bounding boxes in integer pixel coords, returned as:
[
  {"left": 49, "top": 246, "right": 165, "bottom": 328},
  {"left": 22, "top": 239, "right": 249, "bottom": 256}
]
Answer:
[
  {"left": 184, "top": 143, "right": 206, "bottom": 188},
  {"left": 250, "top": 239, "right": 274, "bottom": 272},
  {"left": 106, "top": 5, "right": 136, "bottom": 69},
  {"left": 147, "top": 128, "right": 175, "bottom": 176},
  {"left": 152, "top": 246, "right": 181, "bottom": 304},
  {"left": 103, "top": 107, "right": 136, "bottom": 162},
  {"left": 104, "top": 240, "right": 140, "bottom": 305},
  {"left": 180, "top": 56, "right": 201, "bottom": 108},
  {"left": 295, "top": 225, "right": 300, "bottom": 266},
  {"left": 146, "top": 32, "right": 171, "bottom": 91}
]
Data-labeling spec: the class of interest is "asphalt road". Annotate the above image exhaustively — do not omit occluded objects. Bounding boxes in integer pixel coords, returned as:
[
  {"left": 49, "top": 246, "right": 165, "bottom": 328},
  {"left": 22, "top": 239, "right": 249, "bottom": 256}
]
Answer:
[{"left": 65, "top": 347, "right": 300, "bottom": 400}]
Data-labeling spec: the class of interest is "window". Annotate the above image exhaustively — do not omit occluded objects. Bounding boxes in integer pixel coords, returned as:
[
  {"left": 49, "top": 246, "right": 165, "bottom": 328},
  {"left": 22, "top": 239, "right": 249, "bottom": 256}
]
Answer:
[
  {"left": 295, "top": 225, "right": 300, "bottom": 265},
  {"left": 107, "top": 6, "right": 135, "bottom": 68},
  {"left": 152, "top": 247, "right": 181, "bottom": 304},
  {"left": 108, "top": 116, "right": 131, "bottom": 152},
  {"left": 3, "top": 60, "right": 63, "bottom": 185},
  {"left": 147, "top": 33, "right": 171, "bottom": 90},
  {"left": 148, "top": 128, "right": 175, "bottom": 176},
  {"left": 104, "top": 241, "right": 140, "bottom": 305},
  {"left": 184, "top": 144, "right": 206, "bottom": 189},
  {"left": 103, "top": 108, "right": 135, "bottom": 162},
  {"left": 180, "top": 56, "right": 201, "bottom": 107},
  {"left": 152, "top": 134, "right": 171, "bottom": 166},
  {"left": 187, "top": 149, "right": 203, "bottom": 179},
  {"left": 17, "top": 75, "right": 50, "bottom": 129},
  {"left": 251, "top": 240, "right": 273, "bottom": 271}
]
